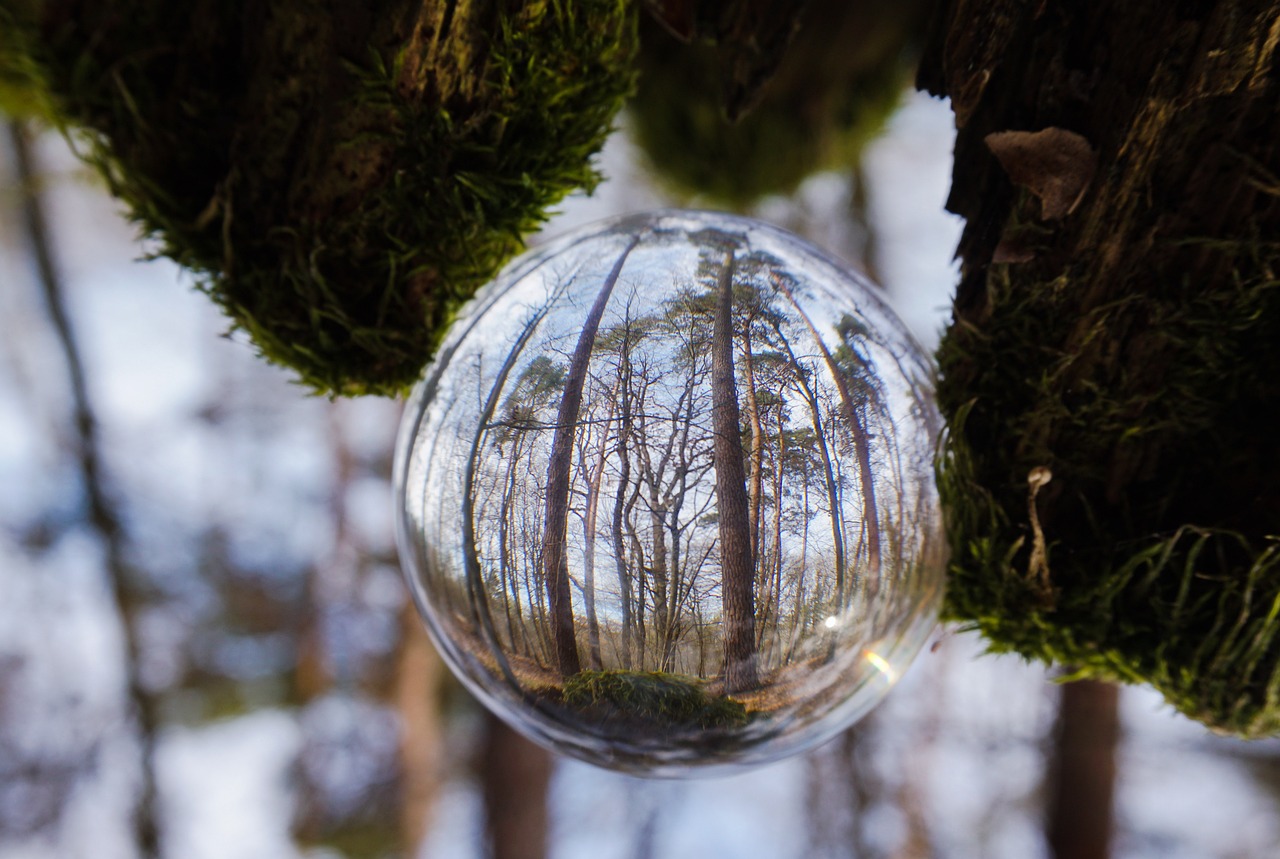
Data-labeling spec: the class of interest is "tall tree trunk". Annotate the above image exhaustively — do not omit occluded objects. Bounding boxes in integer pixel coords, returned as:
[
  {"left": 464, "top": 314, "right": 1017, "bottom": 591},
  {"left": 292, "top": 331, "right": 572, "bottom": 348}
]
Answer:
[
  {"left": 776, "top": 276, "right": 881, "bottom": 583},
  {"left": 769, "top": 415, "right": 787, "bottom": 662},
  {"left": 481, "top": 712, "right": 553, "bottom": 859},
  {"left": 612, "top": 325, "right": 637, "bottom": 669},
  {"left": 661, "top": 388, "right": 699, "bottom": 671},
  {"left": 542, "top": 236, "right": 639, "bottom": 677},
  {"left": 711, "top": 249, "right": 758, "bottom": 694},
  {"left": 664, "top": 516, "right": 682, "bottom": 670},
  {"left": 777, "top": 326, "right": 847, "bottom": 608},
  {"left": 742, "top": 324, "right": 767, "bottom": 568},
  {"left": 1046, "top": 679, "right": 1120, "bottom": 859},
  {"left": 648, "top": 485, "right": 670, "bottom": 666},
  {"left": 463, "top": 283, "right": 565, "bottom": 689},
  {"left": 580, "top": 393, "right": 617, "bottom": 670},
  {"left": 499, "top": 447, "right": 526, "bottom": 656}
]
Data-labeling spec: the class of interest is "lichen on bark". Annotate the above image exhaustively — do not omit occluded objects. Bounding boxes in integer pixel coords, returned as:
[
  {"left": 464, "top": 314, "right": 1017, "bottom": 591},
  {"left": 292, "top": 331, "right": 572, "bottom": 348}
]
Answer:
[
  {"left": 4, "top": 0, "right": 637, "bottom": 394},
  {"left": 924, "top": 0, "right": 1280, "bottom": 736}
]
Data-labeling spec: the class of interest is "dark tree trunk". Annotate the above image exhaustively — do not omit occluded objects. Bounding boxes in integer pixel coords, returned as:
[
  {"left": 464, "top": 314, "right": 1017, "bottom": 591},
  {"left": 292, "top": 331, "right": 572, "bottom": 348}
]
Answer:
[
  {"left": 541, "top": 236, "right": 639, "bottom": 677},
  {"left": 711, "top": 249, "right": 759, "bottom": 694},
  {"left": 922, "top": 0, "right": 1280, "bottom": 735},
  {"left": 1046, "top": 679, "right": 1120, "bottom": 859},
  {"left": 481, "top": 713, "right": 553, "bottom": 859}
]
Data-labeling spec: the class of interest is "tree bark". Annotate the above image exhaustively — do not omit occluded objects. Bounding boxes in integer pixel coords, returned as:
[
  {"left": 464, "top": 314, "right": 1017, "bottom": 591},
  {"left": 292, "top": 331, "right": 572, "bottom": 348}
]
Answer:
[
  {"left": 711, "top": 249, "right": 759, "bottom": 694},
  {"left": 541, "top": 236, "right": 639, "bottom": 678},
  {"left": 1045, "top": 679, "right": 1120, "bottom": 859},
  {"left": 480, "top": 712, "right": 552, "bottom": 859},
  {"left": 922, "top": 0, "right": 1280, "bottom": 736}
]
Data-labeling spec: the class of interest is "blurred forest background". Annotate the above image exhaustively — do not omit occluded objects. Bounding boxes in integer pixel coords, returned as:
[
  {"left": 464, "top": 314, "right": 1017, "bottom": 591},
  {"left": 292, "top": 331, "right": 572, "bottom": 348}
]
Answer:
[{"left": 5, "top": 10, "right": 1280, "bottom": 857}]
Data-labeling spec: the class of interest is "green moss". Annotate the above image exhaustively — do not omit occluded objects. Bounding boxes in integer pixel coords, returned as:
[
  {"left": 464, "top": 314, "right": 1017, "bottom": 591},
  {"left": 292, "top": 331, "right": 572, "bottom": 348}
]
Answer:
[
  {"left": 562, "top": 669, "right": 750, "bottom": 730},
  {"left": 0, "top": 4, "right": 52, "bottom": 120},
  {"left": 628, "top": 0, "right": 922, "bottom": 209},
  {"left": 936, "top": 244, "right": 1280, "bottom": 737},
  {"left": 7, "top": 0, "right": 637, "bottom": 395},
  {"left": 302, "top": 822, "right": 400, "bottom": 859}
]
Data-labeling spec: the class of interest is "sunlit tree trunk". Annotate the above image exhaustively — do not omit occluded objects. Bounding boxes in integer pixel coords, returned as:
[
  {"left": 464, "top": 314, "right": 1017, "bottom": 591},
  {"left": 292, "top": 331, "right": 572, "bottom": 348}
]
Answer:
[
  {"left": 661, "top": 381, "right": 702, "bottom": 671},
  {"left": 647, "top": 481, "right": 670, "bottom": 666},
  {"left": 742, "top": 323, "right": 766, "bottom": 570},
  {"left": 766, "top": 414, "right": 787, "bottom": 663},
  {"left": 628, "top": 496, "right": 650, "bottom": 667},
  {"left": 612, "top": 323, "right": 638, "bottom": 669},
  {"left": 498, "top": 438, "right": 527, "bottom": 656},
  {"left": 777, "top": 276, "right": 881, "bottom": 583},
  {"left": 579, "top": 390, "right": 618, "bottom": 670},
  {"left": 464, "top": 285, "right": 568, "bottom": 687},
  {"left": 711, "top": 249, "right": 758, "bottom": 694},
  {"left": 541, "top": 236, "right": 640, "bottom": 677},
  {"left": 778, "top": 329, "right": 846, "bottom": 608}
]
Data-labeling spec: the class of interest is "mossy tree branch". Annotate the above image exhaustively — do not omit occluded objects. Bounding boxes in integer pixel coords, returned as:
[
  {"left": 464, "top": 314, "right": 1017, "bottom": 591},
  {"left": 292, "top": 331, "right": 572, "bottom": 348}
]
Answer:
[
  {"left": 3, "top": 0, "right": 637, "bottom": 394},
  {"left": 922, "top": 0, "right": 1280, "bottom": 735}
]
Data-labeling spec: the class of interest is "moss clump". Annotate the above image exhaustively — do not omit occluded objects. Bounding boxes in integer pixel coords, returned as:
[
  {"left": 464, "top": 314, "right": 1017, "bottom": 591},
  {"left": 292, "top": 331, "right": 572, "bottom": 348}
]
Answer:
[
  {"left": 6, "top": 0, "right": 637, "bottom": 395},
  {"left": 628, "top": 0, "right": 925, "bottom": 209},
  {"left": 0, "top": 4, "right": 51, "bottom": 120},
  {"left": 562, "top": 669, "right": 750, "bottom": 730},
  {"left": 937, "top": 247, "right": 1280, "bottom": 738}
]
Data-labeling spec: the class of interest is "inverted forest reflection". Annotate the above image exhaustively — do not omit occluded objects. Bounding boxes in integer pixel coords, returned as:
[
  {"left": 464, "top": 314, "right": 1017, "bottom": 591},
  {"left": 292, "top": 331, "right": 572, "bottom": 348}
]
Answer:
[{"left": 398, "top": 212, "right": 944, "bottom": 770}]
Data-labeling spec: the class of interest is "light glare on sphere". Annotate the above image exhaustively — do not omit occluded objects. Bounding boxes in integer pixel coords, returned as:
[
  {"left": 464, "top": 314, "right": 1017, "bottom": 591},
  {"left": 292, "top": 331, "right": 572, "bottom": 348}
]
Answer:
[{"left": 394, "top": 211, "right": 945, "bottom": 775}]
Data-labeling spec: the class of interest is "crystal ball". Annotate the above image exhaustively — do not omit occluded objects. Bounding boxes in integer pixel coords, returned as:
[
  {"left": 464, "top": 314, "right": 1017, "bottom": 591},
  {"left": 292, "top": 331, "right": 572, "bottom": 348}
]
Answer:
[{"left": 394, "top": 211, "right": 945, "bottom": 774}]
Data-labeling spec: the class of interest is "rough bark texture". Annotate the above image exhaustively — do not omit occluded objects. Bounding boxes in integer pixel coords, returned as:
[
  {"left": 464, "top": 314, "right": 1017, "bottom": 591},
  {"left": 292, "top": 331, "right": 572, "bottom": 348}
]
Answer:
[
  {"left": 923, "top": 1, "right": 1280, "bottom": 735},
  {"left": 711, "top": 249, "right": 758, "bottom": 694},
  {"left": 4, "top": 0, "right": 636, "bottom": 394}
]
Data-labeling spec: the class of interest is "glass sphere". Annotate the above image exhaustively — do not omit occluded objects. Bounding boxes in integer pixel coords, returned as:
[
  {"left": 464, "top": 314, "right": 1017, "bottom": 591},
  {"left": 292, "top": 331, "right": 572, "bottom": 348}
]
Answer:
[{"left": 395, "top": 211, "right": 945, "bottom": 774}]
